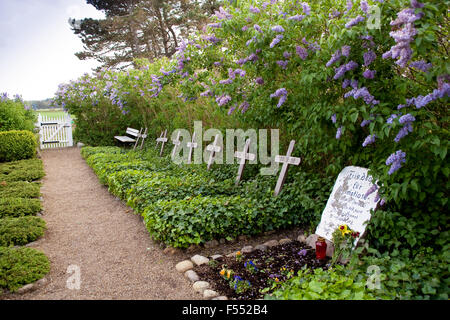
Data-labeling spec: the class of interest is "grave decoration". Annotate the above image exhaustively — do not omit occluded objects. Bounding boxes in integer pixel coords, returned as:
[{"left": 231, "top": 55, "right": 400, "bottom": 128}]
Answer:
[
  {"left": 273, "top": 140, "right": 301, "bottom": 196},
  {"left": 234, "top": 138, "right": 256, "bottom": 186},
  {"left": 156, "top": 129, "right": 168, "bottom": 156},
  {"left": 310, "top": 166, "right": 380, "bottom": 257}
]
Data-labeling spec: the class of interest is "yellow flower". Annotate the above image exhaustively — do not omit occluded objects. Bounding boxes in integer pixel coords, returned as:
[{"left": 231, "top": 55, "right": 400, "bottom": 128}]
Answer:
[
  {"left": 226, "top": 270, "right": 232, "bottom": 279},
  {"left": 219, "top": 269, "right": 225, "bottom": 276},
  {"left": 236, "top": 251, "right": 241, "bottom": 256},
  {"left": 275, "top": 278, "right": 279, "bottom": 282},
  {"left": 339, "top": 224, "right": 351, "bottom": 236}
]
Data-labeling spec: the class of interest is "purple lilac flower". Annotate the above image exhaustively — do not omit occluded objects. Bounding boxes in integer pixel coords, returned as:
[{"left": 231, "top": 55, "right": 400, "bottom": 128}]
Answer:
[
  {"left": 341, "top": 45, "right": 351, "bottom": 57},
  {"left": 239, "top": 101, "right": 250, "bottom": 113},
  {"left": 214, "top": 6, "right": 232, "bottom": 20},
  {"left": 283, "top": 51, "right": 292, "bottom": 59},
  {"left": 255, "top": 77, "right": 264, "bottom": 85},
  {"left": 270, "top": 88, "right": 288, "bottom": 108},
  {"left": 249, "top": 5, "right": 260, "bottom": 14},
  {"left": 410, "top": 0, "right": 424, "bottom": 9},
  {"left": 326, "top": 49, "right": 342, "bottom": 67},
  {"left": 380, "top": 198, "right": 386, "bottom": 206},
  {"left": 298, "top": 249, "right": 307, "bottom": 256},
  {"left": 330, "top": 10, "right": 341, "bottom": 19},
  {"left": 200, "top": 90, "right": 212, "bottom": 97},
  {"left": 365, "top": 184, "right": 378, "bottom": 197},
  {"left": 204, "top": 35, "right": 222, "bottom": 44},
  {"left": 336, "top": 127, "right": 343, "bottom": 139},
  {"left": 214, "top": 61, "right": 222, "bottom": 66},
  {"left": 220, "top": 78, "right": 233, "bottom": 85},
  {"left": 272, "top": 25, "right": 285, "bottom": 33},
  {"left": 409, "top": 60, "right": 432, "bottom": 72},
  {"left": 394, "top": 123, "right": 413, "bottom": 142},
  {"left": 242, "top": 25, "right": 249, "bottom": 31},
  {"left": 277, "top": 60, "right": 289, "bottom": 69},
  {"left": 387, "top": 114, "right": 400, "bottom": 124},
  {"left": 360, "top": 1, "right": 369, "bottom": 14},
  {"left": 334, "top": 61, "right": 359, "bottom": 79},
  {"left": 301, "top": 2, "right": 311, "bottom": 15},
  {"left": 296, "top": 45, "right": 308, "bottom": 60},
  {"left": 399, "top": 113, "right": 415, "bottom": 124},
  {"left": 270, "top": 35, "right": 284, "bottom": 48},
  {"left": 362, "top": 134, "right": 377, "bottom": 147},
  {"left": 363, "top": 69, "right": 376, "bottom": 79},
  {"left": 228, "top": 105, "right": 236, "bottom": 115},
  {"left": 254, "top": 24, "right": 263, "bottom": 33},
  {"left": 345, "top": 16, "right": 365, "bottom": 29},
  {"left": 344, "top": 0, "right": 353, "bottom": 15},
  {"left": 0, "top": 92, "right": 8, "bottom": 102},
  {"left": 361, "top": 119, "right": 372, "bottom": 127},
  {"left": 288, "top": 14, "right": 305, "bottom": 21},
  {"left": 331, "top": 114, "right": 337, "bottom": 123},
  {"left": 246, "top": 38, "right": 254, "bottom": 46},
  {"left": 216, "top": 94, "right": 232, "bottom": 106},
  {"left": 208, "top": 22, "right": 222, "bottom": 28},
  {"left": 386, "top": 150, "right": 406, "bottom": 175},
  {"left": 382, "top": 8, "right": 422, "bottom": 67},
  {"left": 363, "top": 50, "right": 376, "bottom": 66}
]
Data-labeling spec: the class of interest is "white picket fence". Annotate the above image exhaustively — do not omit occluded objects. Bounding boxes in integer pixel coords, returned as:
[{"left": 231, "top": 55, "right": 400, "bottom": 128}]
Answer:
[{"left": 36, "top": 113, "right": 73, "bottom": 149}]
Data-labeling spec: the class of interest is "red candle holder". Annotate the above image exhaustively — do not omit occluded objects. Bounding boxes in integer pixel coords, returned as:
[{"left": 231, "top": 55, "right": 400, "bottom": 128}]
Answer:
[{"left": 315, "top": 237, "right": 327, "bottom": 260}]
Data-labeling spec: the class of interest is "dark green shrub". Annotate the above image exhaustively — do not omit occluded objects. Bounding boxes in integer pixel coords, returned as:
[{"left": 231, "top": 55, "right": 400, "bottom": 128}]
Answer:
[
  {"left": 0, "top": 159, "right": 45, "bottom": 182},
  {"left": 0, "top": 198, "right": 42, "bottom": 218},
  {"left": 80, "top": 146, "right": 123, "bottom": 159},
  {"left": 0, "top": 181, "right": 40, "bottom": 198},
  {"left": 127, "top": 173, "right": 236, "bottom": 214},
  {"left": 0, "top": 216, "right": 46, "bottom": 246},
  {"left": 0, "top": 130, "right": 37, "bottom": 162},
  {"left": 267, "top": 266, "right": 375, "bottom": 300},
  {"left": 0, "top": 247, "right": 50, "bottom": 292},
  {"left": 143, "top": 195, "right": 256, "bottom": 248},
  {"left": 0, "top": 98, "right": 36, "bottom": 132},
  {"left": 106, "top": 169, "right": 157, "bottom": 200}
]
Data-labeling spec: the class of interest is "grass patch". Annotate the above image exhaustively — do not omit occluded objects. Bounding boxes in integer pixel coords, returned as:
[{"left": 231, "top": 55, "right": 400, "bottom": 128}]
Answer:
[
  {"left": 0, "top": 247, "right": 50, "bottom": 292},
  {"left": 0, "top": 216, "right": 46, "bottom": 246}
]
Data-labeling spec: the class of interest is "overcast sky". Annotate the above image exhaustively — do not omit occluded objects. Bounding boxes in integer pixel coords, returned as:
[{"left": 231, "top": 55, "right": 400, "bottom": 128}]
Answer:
[{"left": 0, "top": 0, "right": 105, "bottom": 101}]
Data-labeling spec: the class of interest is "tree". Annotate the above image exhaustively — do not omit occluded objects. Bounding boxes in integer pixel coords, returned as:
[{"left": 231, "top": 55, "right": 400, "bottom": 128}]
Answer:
[{"left": 71, "top": 0, "right": 224, "bottom": 70}]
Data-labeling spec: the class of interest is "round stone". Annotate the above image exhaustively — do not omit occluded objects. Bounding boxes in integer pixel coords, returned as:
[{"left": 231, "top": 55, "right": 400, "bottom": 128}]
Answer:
[
  {"left": 241, "top": 245, "right": 254, "bottom": 253},
  {"left": 193, "top": 281, "right": 210, "bottom": 294},
  {"left": 263, "top": 240, "right": 279, "bottom": 247},
  {"left": 279, "top": 238, "right": 292, "bottom": 245},
  {"left": 191, "top": 254, "right": 209, "bottom": 266},
  {"left": 255, "top": 244, "right": 268, "bottom": 252},
  {"left": 176, "top": 260, "right": 194, "bottom": 273},
  {"left": 203, "top": 289, "right": 219, "bottom": 299},
  {"left": 184, "top": 270, "right": 200, "bottom": 283}
]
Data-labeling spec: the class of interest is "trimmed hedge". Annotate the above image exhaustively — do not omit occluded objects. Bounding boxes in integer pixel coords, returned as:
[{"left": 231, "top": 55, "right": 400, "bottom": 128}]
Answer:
[
  {"left": 0, "top": 181, "right": 40, "bottom": 199},
  {"left": 0, "top": 216, "right": 46, "bottom": 247},
  {"left": 0, "top": 197, "right": 42, "bottom": 218},
  {"left": 0, "top": 159, "right": 45, "bottom": 182},
  {"left": 80, "top": 146, "right": 123, "bottom": 159},
  {"left": 0, "top": 247, "right": 50, "bottom": 292},
  {"left": 0, "top": 130, "right": 37, "bottom": 162}
]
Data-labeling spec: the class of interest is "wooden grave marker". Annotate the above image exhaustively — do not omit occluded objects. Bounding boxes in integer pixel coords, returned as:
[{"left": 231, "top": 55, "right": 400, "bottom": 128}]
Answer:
[
  {"left": 186, "top": 132, "right": 198, "bottom": 164},
  {"left": 156, "top": 129, "right": 168, "bottom": 156},
  {"left": 274, "top": 140, "right": 301, "bottom": 196},
  {"left": 206, "top": 134, "right": 222, "bottom": 170},
  {"left": 234, "top": 138, "right": 256, "bottom": 186},
  {"left": 171, "top": 130, "right": 181, "bottom": 159}
]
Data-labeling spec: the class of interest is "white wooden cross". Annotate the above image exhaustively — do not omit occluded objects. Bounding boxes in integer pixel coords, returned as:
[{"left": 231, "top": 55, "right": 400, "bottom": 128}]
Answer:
[
  {"left": 171, "top": 130, "right": 181, "bottom": 159},
  {"left": 274, "top": 140, "right": 301, "bottom": 196},
  {"left": 206, "top": 134, "right": 222, "bottom": 170},
  {"left": 156, "top": 129, "right": 168, "bottom": 156},
  {"left": 234, "top": 138, "right": 256, "bottom": 186},
  {"left": 186, "top": 132, "right": 198, "bottom": 164}
]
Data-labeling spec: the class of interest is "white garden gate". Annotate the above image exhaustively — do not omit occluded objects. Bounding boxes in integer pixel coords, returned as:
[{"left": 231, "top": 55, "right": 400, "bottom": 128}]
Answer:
[{"left": 37, "top": 113, "right": 73, "bottom": 149}]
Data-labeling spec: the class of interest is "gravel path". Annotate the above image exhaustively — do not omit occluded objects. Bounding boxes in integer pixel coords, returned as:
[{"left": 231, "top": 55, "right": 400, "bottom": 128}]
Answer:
[{"left": 6, "top": 147, "right": 199, "bottom": 300}]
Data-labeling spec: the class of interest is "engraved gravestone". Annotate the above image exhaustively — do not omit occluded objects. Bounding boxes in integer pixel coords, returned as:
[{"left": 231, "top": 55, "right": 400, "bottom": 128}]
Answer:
[{"left": 315, "top": 166, "right": 379, "bottom": 243}]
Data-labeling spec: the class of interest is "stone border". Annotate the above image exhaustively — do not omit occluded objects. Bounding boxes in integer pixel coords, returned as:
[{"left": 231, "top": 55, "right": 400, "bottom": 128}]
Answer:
[
  {"left": 1, "top": 276, "right": 48, "bottom": 296},
  {"left": 175, "top": 234, "right": 310, "bottom": 300}
]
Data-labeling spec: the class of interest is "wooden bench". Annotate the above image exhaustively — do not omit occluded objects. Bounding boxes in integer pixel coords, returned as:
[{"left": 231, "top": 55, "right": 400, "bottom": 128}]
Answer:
[{"left": 114, "top": 127, "right": 148, "bottom": 150}]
